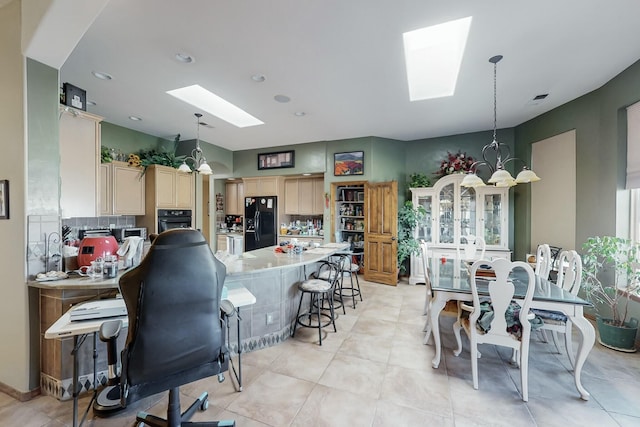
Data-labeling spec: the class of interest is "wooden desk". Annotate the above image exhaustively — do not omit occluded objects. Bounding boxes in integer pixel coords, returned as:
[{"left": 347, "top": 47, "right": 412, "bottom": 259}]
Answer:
[{"left": 45, "top": 285, "right": 255, "bottom": 427}]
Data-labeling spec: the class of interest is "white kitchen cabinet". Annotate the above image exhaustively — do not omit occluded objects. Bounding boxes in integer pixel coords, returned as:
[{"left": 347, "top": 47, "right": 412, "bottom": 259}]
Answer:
[
  {"left": 217, "top": 234, "right": 227, "bottom": 252},
  {"left": 409, "top": 173, "right": 511, "bottom": 284},
  {"left": 100, "top": 161, "right": 145, "bottom": 215},
  {"left": 59, "top": 106, "right": 102, "bottom": 218}
]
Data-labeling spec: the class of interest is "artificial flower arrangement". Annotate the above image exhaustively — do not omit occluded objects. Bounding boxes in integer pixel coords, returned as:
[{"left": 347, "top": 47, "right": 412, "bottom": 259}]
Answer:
[{"left": 435, "top": 150, "right": 475, "bottom": 178}]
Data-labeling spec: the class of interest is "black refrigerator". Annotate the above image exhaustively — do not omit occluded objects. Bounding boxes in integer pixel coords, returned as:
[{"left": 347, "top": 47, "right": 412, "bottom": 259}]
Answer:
[{"left": 244, "top": 196, "right": 278, "bottom": 251}]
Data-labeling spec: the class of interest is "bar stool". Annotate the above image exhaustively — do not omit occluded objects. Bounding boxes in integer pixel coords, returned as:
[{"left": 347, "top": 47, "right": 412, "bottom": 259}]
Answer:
[
  {"left": 334, "top": 252, "right": 363, "bottom": 309},
  {"left": 291, "top": 261, "right": 340, "bottom": 345}
]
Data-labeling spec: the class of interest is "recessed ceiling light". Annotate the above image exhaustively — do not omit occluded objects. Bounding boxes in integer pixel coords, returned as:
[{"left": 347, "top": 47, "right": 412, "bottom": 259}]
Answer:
[
  {"left": 86, "top": 100, "right": 96, "bottom": 106},
  {"left": 167, "top": 84, "right": 264, "bottom": 128},
  {"left": 403, "top": 16, "right": 472, "bottom": 101},
  {"left": 251, "top": 74, "right": 266, "bottom": 82},
  {"left": 294, "top": 111, "right": 306, "bottom": 117},
  {"left": 92, "top": 71, "right": 113, "bottom": 80},
  {"left": 274, "top": 94, "right": 290, "bottom": 103},
  {"left": 302, "top": 173, "right": 312, "bottom": 176},
  {"left": 175, "top": 53, "right": 195, "bottom": 63},
  {"left": 128, "top": 116, "right": 142, "bottom": 121}
]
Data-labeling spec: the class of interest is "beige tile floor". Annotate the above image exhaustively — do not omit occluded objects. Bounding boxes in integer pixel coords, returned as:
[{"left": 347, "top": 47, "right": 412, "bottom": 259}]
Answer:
[{"left": 1, "top": 278, "right": 639, "bottom": 426}]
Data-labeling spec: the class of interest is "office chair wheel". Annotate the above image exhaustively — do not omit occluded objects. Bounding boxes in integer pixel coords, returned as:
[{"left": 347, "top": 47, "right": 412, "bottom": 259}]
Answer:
[{"left": 200, "top": 397, "right": 209, "bottom": 411}]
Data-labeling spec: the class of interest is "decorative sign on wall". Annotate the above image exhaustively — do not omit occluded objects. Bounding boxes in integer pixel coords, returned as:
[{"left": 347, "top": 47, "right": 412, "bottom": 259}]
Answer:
[
  {"left": 334, "top": 151, "right": 364, "bottom": 176},
  {"left": 0, "top": 180, "right": 9, "bottom": 219},
  {"left": 257, "top": 150, "right": 295, "bottom": 170}
]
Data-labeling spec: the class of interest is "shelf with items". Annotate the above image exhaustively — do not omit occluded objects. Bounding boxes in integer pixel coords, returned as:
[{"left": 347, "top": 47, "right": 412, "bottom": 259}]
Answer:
[{"left": 334, "top": 182, "right": 366, "bottom": 254}]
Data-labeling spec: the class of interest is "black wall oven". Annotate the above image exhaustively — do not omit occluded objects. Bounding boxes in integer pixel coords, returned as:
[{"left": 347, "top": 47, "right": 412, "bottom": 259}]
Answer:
[{"left": 157, "top": 209, "right": 192, "bottom": 233}]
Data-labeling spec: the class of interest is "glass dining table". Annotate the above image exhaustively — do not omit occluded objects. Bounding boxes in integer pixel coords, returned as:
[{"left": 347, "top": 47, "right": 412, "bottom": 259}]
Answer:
[{"left": 427, "top": 258, "right": 595, "bottom": 401}]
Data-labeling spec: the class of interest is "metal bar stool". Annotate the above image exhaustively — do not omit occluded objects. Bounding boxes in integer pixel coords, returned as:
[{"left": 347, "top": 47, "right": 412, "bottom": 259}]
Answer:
[
  {"left": 291, "top": 261, "right": 340, "bottom": 345},
  {"left": 334, "top": 252, "right": 363, "bottom": 309}
]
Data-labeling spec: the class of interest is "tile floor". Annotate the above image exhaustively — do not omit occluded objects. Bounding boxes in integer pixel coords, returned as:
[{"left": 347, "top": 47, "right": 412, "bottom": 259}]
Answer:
[{"left": 1, "top": 278, "right": 639, "bottom": 426}]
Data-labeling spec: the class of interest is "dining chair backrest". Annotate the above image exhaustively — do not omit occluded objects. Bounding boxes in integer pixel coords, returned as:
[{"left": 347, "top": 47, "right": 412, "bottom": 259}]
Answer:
[
  {"left": 456, "top": 235, "right": 486, "bottom": 261},
  {"left": 419, "top": 240, "right": 431, "bottom": 289},
  {"left": 469, "top": 258, "right": 536, "bottom": 343},
  {"left": 555, "top": 250, "right": 582, "bottom": 295},
  {"left": 534, "top": 244, "right": 552, "bottom": 280}
]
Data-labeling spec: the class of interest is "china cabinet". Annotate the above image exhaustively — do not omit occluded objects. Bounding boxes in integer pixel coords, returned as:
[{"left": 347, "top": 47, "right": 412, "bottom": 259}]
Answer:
[{"left": 409, "top": 174, "right": 511, "bottom": 284}]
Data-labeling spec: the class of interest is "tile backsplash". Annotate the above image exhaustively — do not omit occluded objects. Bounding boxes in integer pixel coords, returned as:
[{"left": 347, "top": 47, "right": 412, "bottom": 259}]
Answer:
[{"left": 27, "top": 215, "right": 137, "bottom": 278}]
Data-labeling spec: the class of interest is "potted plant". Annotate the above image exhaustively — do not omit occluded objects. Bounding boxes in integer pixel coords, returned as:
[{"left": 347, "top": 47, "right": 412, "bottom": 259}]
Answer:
[
  {"left": 582, "top": 236, "right": 640, "bottom": 352},
  {"left": 409, "top": 172, "right": 431, "bottom": 188},
  {"left": 397, "top": 201, "right": 426, "bottom": 278}
]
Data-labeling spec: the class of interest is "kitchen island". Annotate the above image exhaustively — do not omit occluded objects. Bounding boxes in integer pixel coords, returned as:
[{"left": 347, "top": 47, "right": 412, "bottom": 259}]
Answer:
[{"left": 31, "top": 242, "right": 349, "bottom": 400}]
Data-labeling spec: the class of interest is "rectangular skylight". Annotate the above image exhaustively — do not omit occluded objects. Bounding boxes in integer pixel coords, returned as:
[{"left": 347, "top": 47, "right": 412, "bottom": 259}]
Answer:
[
  {"left": 403, "top": 16, "right": 472, "bottom": 101},
  {"left": 166, "top": 84, "right": 264, "bottom": 128}
]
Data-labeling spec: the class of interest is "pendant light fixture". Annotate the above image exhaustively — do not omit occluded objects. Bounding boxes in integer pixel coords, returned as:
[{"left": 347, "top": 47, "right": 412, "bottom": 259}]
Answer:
[
  {"left": 178, "top": 113, "right": 213, "bottom": 175},
  {"left": 461, "top": 55, "right": 540, "bottom": 188}
]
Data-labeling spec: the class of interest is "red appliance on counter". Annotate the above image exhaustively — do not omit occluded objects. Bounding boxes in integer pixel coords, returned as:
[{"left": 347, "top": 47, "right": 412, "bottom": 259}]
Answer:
[{"left": 77, "top": 236, "right": 119, "bottom": 267}]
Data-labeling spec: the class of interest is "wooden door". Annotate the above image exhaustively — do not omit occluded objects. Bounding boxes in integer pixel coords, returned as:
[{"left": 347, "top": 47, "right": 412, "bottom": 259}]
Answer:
[{"left": 364, "top": 181, "right": 398, "bottom": 285}]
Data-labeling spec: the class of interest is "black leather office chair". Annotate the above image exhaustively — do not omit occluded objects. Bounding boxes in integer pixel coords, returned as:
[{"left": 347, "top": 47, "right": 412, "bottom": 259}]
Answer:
[{"left": 118, "top": 228, "right": 235, "bottom": 427}]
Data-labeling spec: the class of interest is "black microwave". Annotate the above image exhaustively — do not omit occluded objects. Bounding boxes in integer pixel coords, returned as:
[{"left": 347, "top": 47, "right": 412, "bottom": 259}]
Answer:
[{"left": 111, "top": 227, "right": 147, "bottom": 242}]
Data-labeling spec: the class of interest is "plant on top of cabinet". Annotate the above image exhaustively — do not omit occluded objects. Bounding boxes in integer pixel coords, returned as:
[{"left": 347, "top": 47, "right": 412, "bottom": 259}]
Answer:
[
  {"left": 409, "top": 172, "right": 431, "bottom": 188},
  {"left": 136, "top": 135, "right": 186, "bottom": 175}
]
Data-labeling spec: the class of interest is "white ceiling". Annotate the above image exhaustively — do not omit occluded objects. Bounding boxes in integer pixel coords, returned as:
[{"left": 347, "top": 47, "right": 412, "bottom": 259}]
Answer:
[{"left": 60, "top": 0, "right": 640, "bottom": 152}]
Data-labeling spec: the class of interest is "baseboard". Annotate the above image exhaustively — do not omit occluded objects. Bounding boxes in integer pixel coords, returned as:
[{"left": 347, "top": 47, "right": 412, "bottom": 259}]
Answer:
[{"left": 0, "top": 381, "right": 40, "bottom": 402}]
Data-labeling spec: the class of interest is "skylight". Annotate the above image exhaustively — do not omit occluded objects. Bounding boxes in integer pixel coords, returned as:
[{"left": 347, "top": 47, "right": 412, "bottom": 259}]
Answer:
[
  {"left": 403, "top": 16, "right": 472, "bottom": 101},
  {"left": 166, "top": 84, "right": 264, "bottom": 128}
]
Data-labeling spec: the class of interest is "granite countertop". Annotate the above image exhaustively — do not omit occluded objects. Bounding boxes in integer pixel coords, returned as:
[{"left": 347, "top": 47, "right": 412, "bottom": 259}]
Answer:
[
  {"left": 28, "top": 271, "right": 124, "bottom": 290},
  {"left": 220, "top": 243, "right": 349, "bottom": 275},
  {"left": 28, "top": 243, "right": 350, "bottom": 289},
  {"left": 218, "top": 231, "right": 243, "bottom": 236},
  {"left": 278, "top": 234, "right": 324, "bottom": 239}
]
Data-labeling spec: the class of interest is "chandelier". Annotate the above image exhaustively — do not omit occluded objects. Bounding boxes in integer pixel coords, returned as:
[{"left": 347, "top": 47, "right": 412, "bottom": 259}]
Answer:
[
  {"left": 460, "top": 55, "right": 540, "bottom": 188},
  {"left": 178, "top": 113, "right": 213, "bottom": 175}
]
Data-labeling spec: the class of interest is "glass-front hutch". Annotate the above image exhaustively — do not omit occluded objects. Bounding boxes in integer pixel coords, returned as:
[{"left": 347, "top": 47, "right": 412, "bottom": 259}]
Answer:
[{"left": 409, "top": 174, "right": 511, "bottom": 284}]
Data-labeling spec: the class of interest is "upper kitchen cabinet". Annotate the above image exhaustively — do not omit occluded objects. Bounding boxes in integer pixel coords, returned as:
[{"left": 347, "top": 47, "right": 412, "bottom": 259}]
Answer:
[
  {"left": 284, "top": 177, "right": 324, "bottom": 215},
  {"left": 99, "top": 161, "right": 145, "bottom": 216},
  {"left": 243, "top": 176, "right": 284, "bottom": 197},
  {"left": 59, "top": 107, "right": 102, "bottom": 218},
  {"left": 225, "top": 181, "right": 244, "bottom": 215},
  {"left": 144, "top": 164, "right": 194, "bottom": 209}
]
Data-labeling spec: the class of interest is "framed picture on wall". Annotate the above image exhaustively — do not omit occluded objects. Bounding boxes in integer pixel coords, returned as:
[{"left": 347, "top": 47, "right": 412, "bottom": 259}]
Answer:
[
  {"left": 257, "top": 150, "right": 295, "bottom": 170},
  {"left": 0, "top": 180, "right": 9, "bottom": 219},
  {"left": 334, "top": 151, "right": 364, "bottom": 176}
]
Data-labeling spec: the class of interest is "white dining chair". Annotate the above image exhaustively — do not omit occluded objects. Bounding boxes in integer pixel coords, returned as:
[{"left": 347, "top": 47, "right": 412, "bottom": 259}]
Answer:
[
  {"left": 532, "top": 250, "right": 583, "bottom": 368},
  {"left": 456, "top": 235, "right": 486, "bottom": 262},
  {"left": 534, "top": 243, "right": 552, "bottom": 280},
  {"left": 452, "top": 258, "right": 536, "bottom": 402},
  {"left": 420, "top": 240, "right": 457, "bottom": 345}
]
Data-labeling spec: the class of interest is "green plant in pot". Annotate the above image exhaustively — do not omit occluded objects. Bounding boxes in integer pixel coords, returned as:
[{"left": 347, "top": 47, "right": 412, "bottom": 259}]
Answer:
[
  {"left": 582, "top": 236, "right": 640, "bottom": 352},
  {"left": 397, "top": 201, "right": 427, "bottom": 278}
]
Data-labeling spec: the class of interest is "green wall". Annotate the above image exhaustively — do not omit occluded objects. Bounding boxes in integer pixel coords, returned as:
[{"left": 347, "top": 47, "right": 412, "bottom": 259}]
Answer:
[
  {"left": 27, "top": 58, "right": 59, "bottom": 215},
  {"left": 233, "top": 141, "right": 328, "bottom": 178},
  {"left": 176, "top": 138, "right": 234, "bottom": 176},
  {"left": 514, "top": 58, "right": 640, "bottom": 257},
  {"left": 101, "top": 122, "right": 174, "bottom": 155}
]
